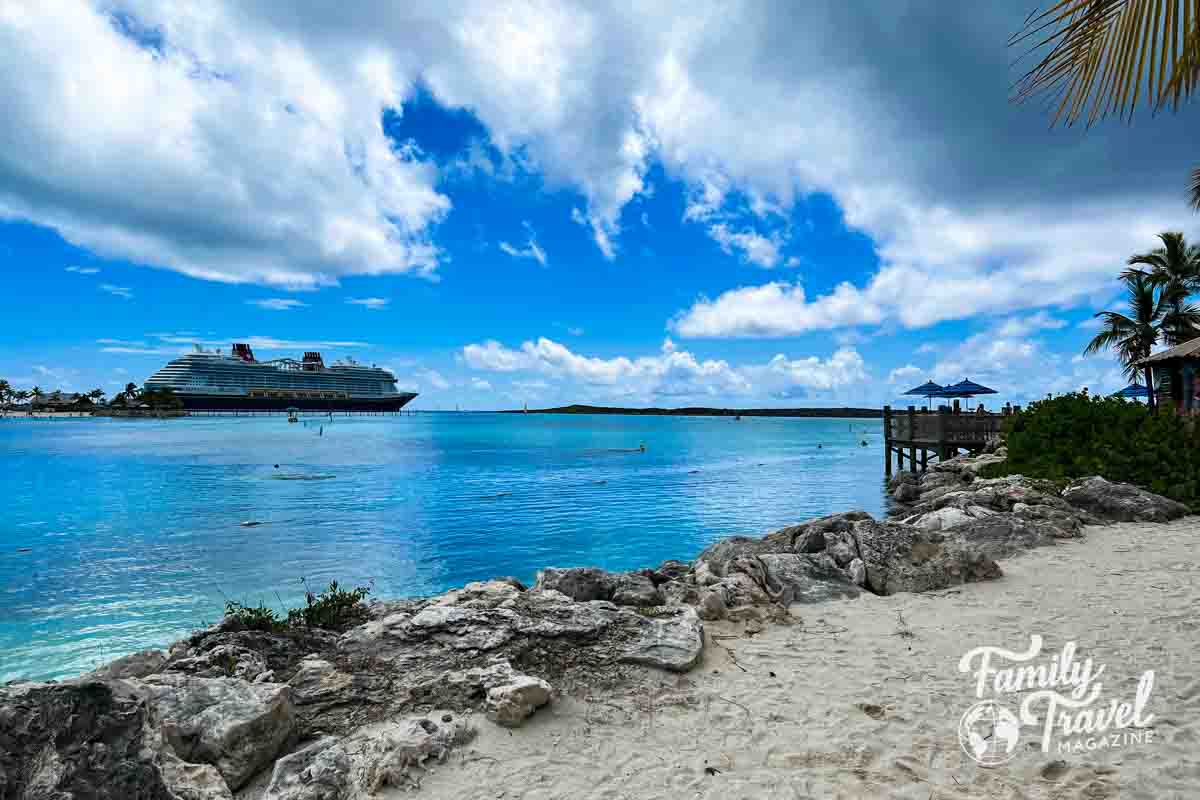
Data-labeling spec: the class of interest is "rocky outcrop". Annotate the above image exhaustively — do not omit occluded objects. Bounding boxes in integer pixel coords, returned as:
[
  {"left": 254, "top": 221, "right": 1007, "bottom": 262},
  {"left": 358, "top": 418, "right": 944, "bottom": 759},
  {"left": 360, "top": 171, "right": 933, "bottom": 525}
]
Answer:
[
  {"left": 262, "top": 716, "right": 474, "bottom": 799},
  {"left": 83, "top": 648, "right": 167, "bottom": 681},
  {"left": 854, "top": 521, "right": 1003, "bottom": 595},
  {"left": 1063, "top": 476, "right": 1190, "bottom": 523},
  {"left": 533, "top": 567, "right": 664, "bottom": 606},
  {"left": 138, "top": 673, "right": 294, "bottom": 790},
  {"left": 0, "top": 679, "right": 232, "bottom": 800}
]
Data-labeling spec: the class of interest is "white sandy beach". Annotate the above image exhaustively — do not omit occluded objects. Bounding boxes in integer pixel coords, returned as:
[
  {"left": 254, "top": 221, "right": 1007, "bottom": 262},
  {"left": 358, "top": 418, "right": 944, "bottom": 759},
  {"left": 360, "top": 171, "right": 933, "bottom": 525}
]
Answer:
[{"left": 403, "top": 519, "right": 1200, "bottom": 800}]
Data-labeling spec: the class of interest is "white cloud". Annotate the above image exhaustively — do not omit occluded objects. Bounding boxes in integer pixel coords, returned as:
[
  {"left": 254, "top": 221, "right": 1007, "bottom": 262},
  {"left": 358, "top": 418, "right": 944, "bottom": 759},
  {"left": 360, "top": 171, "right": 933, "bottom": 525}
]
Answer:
[
  {"left": 346, "top": 297, "right": 390, "bottom": 310},
  {"left": 924, "top": 315, "right": 1126, "bottom": 402},
  {"left": 887, "top": 365, "right": 922, "bottom": 385},
  {"left": 671, "top": 281, "right": 884, "bottom": 338},
  {"left": 65, "top": 265, "right": 100, "bottom": 274},
  {"left": 498, "top": 222, "right": 547, "bottom": 266},
  {"left": 4, "top": 0, "right": 1195, "bottom": 323},
  {"left": 470, "top": 377, "right": 493, "bottom": 391},
  {"left": 248, "top": 298, "right": 307, "bottom": 311},
  {"left": 707, "top": 223, "right": 783, "bottom": 268},
  {"left": 0, "top": 0, "right": 448, "bottom": 289},
  {"left": 462, "top": 336, "right": 867, "bottom": 401},
  {"left": 99, "top": 283, "right": 133, "bottom": 299}
]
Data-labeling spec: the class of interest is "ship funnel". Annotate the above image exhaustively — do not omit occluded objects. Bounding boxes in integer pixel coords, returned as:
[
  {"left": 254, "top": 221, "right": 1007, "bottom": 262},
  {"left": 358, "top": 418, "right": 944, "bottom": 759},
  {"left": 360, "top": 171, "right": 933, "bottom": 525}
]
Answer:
[
  {"left": 232, "top": 343, "right": 256, "bottom": 363},
  {"left": 302, "top": 351, "right": 325, "bottom": 371}
]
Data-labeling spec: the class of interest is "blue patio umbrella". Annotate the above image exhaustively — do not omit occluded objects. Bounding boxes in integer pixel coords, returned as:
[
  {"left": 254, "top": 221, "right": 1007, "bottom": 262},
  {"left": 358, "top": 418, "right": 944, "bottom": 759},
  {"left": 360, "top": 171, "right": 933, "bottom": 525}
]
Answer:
[
  {"left": 902, "top": 380, "right": 947, "bottom": 409},
  {"left": 941, "top": 378, "right": 998, "bottom": 409},
  {"left": 1111, "top": 382, "right": 1150, "bottom": 400}
]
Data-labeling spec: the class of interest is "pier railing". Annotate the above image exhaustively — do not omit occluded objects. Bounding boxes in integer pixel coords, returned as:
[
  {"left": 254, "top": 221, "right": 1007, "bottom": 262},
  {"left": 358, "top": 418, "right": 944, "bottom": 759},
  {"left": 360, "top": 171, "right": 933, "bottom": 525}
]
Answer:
[{"left": 882, "top": 404, "right": 1018, "bottom": 475}]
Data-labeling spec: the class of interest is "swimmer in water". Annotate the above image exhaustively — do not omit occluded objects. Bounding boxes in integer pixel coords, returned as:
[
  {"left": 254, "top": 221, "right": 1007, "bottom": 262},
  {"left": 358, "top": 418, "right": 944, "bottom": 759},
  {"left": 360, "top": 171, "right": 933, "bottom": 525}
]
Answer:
[
  {"left": 639, "top": 442, "right": 646, "bottom": 452},
  {"left": 274, "top": 464, "right": 279, "bottom": 468}
]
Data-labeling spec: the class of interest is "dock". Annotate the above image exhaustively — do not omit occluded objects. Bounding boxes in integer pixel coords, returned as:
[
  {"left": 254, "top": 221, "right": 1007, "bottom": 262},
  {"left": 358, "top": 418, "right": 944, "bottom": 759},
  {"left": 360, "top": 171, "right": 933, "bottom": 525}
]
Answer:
[{"left": 882, "top": 404, "right": 1017, "bottom": 476}]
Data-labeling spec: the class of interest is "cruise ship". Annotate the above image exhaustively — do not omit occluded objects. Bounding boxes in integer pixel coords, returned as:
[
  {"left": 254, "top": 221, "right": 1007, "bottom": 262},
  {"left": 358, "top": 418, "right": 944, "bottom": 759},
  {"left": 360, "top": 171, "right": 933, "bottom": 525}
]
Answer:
[{"left": 143, "top": 343, "right": 417, "bottom": 412}]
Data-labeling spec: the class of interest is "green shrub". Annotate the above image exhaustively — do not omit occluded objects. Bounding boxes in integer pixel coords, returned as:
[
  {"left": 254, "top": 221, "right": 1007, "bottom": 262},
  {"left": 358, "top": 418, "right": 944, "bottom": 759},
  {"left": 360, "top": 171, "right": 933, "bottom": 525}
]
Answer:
[
  {"left": 222, "top": 580, "right": 371, "bottom": 633},
  {"left": 223, "top": 600, "right": 285, "bottom": 632},
  {"left": 285, "top": 580, "right": 371, "bottom": 631},
  {"left": 988, "top": 392, "right": 1200, "bottom": 508}
]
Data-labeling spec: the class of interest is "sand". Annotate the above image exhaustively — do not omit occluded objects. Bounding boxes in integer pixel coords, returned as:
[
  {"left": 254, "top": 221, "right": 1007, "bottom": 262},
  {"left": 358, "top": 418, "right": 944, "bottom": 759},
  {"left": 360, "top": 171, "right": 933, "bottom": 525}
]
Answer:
[{"left": 406, "top": 519, "right": 1200, "bottom": 799}]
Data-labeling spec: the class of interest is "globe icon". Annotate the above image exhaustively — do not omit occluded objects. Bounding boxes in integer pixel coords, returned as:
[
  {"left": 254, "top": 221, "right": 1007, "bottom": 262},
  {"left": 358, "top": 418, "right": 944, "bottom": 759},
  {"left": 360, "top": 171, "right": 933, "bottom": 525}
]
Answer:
[{"left": 958, "top": 700, "right": 1021, "bottom": 766}]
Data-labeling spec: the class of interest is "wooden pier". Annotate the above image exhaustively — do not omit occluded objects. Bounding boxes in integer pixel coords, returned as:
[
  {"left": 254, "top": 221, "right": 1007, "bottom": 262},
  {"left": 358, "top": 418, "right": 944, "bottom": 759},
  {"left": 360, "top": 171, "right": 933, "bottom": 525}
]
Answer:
[{"left": 882, "top": 404, "right": 1017, "bottom": 476}]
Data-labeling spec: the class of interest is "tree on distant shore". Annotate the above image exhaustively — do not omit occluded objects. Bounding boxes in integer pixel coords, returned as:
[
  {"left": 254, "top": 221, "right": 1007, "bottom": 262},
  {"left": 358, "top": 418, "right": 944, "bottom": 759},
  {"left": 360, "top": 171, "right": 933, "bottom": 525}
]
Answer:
[
  {"left": 13, "top": 389, "right": 30, "bottom": 407},
  {"left": 1084, "top": 272, "right": 1167, "bottom": 407},
  {"left": 0, "top": 379, "right": 10, "bottom": 410},
  {"left": 1121, "top": 232, "right": 1200, "bottom": 345},
  {"left": 88, "top": 388, "right": 105, "bottom": 404},
  {"left": 30, "top": 386, "right": 44, "bottom": 406},
  {"left": 123, "top": 382, "right": 140, "bottom": 402}
]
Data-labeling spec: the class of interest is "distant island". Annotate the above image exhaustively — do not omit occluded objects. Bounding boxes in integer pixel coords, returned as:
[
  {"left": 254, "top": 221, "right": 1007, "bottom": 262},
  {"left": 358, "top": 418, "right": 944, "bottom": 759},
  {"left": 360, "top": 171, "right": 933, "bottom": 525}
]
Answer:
[{"left": 512, "top": 404, "right": 882, "bottom": 418}]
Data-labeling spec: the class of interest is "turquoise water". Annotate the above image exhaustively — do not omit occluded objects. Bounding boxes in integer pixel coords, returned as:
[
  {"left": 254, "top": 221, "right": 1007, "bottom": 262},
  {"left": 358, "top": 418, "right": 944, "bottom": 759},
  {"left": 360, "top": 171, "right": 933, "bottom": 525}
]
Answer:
[{"left": 0, "top": 413, "right": 886, "bottom": 681}]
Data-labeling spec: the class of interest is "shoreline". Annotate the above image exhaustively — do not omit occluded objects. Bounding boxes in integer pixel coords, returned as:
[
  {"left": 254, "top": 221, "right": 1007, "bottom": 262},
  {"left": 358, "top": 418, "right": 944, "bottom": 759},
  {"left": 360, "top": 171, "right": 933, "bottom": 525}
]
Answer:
[
  {"left": 3, "top": 452, "right": 1195, "bottom": 799},
  {"left": 509, "top": 403, "right": 883, "bottom": 418}
]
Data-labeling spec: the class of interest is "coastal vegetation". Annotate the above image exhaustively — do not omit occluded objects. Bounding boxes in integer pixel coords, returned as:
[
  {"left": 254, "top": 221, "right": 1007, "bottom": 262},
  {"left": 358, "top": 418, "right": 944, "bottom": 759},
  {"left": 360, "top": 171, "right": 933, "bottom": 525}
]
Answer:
[
  {"left": 224, "top": 581, "right": 372, "bottom": 633},
  {"left": 1083, "top": 232, "right": 1200, "bottom": 405},
  {"left": 981, "top": 392, "right": 1200, "bottom": 508}
]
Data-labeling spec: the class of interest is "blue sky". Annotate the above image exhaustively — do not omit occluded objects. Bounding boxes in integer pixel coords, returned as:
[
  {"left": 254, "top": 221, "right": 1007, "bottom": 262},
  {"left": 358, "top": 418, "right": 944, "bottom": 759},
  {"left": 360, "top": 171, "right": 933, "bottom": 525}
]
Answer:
[{"left": 2, "top": 2, "right": 1198, "bottom": 409}]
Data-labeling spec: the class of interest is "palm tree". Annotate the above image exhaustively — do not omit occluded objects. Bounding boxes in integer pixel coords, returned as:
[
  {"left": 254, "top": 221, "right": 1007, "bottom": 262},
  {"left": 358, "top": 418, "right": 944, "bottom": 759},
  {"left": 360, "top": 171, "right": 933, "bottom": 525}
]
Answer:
[
  {"left": 13, "top": 389, "right": 30, "bottom": 406},
  {"left": 0, "top": 379, "right": 10, "bottom": 411},
  {"left": 124, "top": 382, "right": 139, "bottom": 402},
  {"left": 1010, "top": 1, "right": 1199, "bottom": 203},
  {"left": 1121, "top": 231, "right": 1200, "bottom": 345},
  {"left": 88, "top": 388, "right": 105, "bottom": 404},
  {"left": 30, "top": 386, "right": 44, "bottom": 406},
  {"left": 1084, "top": 272, "right": 1167, "bottom": 406}
]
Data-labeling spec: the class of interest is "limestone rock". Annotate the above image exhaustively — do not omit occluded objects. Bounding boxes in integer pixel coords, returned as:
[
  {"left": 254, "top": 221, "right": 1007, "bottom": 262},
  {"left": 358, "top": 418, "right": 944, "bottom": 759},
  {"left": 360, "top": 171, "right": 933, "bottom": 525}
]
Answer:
[
  {"left": 486, "top": 674, "right": 553, "bottom": 727},
  {"left": 909, "top": 506, "right": 974, "bottom": 531},
  {"left": 855, "top": 520, "right": 1002, "bottom": 595},
  {"left": 0, "top": 679, "right": 232, "bottom": 800},
  {"left": 140, "top": 673, "right": 294, "bottom": 791},
  {"left": 1063, "top": 476, "right": 1190, "bottom": 523},
  {"left": 611, "top": 572, "right": 663, "bottom": 606},
  {"left": 621, "top": 608, "right": 704, "bottom": 672},
  {"left": 261, "top": 736, "right": 349, "bottom": 800},
  {"left": 533, "top": 567, "right": 614, "bottom": 601},
  {"left": 263, "top": 717, "right": 473, "bottom": 799},
  {"left": 167, "top": 644, "right": 267, "bottom": 681},
  {"left": 84, "top": 648, "right": 167, "bottom": 681},
  {"left": 757, "top": 553, "right": 861, "bottom": 604}
]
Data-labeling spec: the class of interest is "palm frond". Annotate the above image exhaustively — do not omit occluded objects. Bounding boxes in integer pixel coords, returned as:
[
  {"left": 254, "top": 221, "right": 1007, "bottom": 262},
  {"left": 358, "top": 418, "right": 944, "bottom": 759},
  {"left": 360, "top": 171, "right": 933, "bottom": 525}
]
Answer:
[
  {"left": 1191, "top": 163, "right": 1200, "bottom": 210},
  {"left": 1011, "top": 0, "right": 1200, "bottom": 126}
]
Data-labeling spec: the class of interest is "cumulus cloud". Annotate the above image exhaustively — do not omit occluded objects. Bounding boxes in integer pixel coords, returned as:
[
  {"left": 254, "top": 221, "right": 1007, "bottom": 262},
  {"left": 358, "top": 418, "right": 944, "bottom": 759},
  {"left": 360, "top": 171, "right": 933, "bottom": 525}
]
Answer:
[
  {"left": 4, "top": 0, "right": 1196, "bottom": 323},
  {"left": 0, "top": 0, "right": 448, "bottom": 289},
  {"left": 462, "top": 335, "right": 866, "bottom": 401},
  {"left": 248, "top": 298, "right": 307, "bottom": 311},
  {"left": 346, "top": 297, "right": 390, "bottom": 310},
  {"left": 671, "top": 281, "right": 884, "bottom": 338},
  {"left": 887, "top": 365, "right": 923, "bottom": 385}
]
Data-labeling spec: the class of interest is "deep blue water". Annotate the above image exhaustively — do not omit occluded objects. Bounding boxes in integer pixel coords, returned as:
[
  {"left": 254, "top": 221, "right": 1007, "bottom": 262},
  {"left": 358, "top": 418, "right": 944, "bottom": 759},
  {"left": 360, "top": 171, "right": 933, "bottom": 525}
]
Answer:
[{"left": 0, "top": 413, "right": 886, "bottom": 681}]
